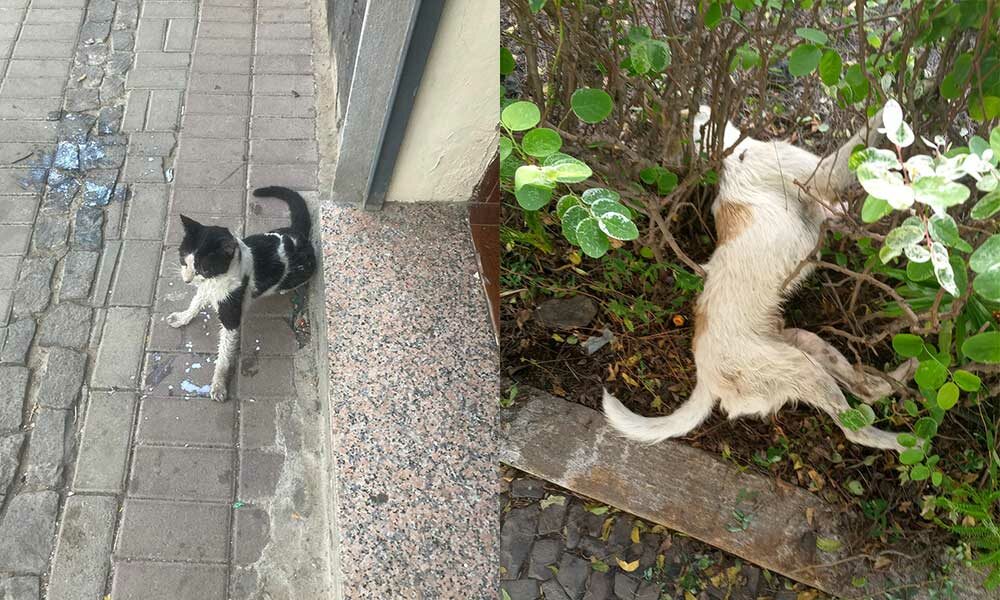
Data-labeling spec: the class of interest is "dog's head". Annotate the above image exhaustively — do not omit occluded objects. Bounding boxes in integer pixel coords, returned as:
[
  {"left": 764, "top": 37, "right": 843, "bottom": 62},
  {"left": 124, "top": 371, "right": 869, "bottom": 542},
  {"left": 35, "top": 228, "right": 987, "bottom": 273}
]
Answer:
[{"left": 681, "top": 105, "right": 744, "bottom": 155}]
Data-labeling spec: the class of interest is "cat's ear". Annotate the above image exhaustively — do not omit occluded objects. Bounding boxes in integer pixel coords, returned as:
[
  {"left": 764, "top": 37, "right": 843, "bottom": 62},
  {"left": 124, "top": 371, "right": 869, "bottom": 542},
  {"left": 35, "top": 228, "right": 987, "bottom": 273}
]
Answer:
[{"left": 179, "top": 214, "right": 202, "bottom": 233}]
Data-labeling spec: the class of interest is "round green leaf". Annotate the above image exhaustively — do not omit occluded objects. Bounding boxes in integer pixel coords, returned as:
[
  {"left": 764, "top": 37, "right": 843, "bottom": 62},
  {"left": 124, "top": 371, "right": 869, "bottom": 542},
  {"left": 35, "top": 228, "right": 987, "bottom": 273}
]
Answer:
[
  {"left": 906, "top": 259, "right": 934, "bottom": 282},
  {"left": 937, "top": 381, "right": 960, "bottom": 410},
  {"left": 703, "top": 1, "right": 723, "bottom": 28},
  {"left": 928, "top": 214, "right": 969, "bottom": 251},
  {"left": 962, "top": 332, "right": 1000, "bottom": 364},
  {"left": 500, "top": 48, "right": 515, "bottom": 76},
  {"left": 912, "top": 175, "right": 970, "bottom": 212},
  {"left": 501, "top": 101, "right": 541, "bottom": 131},
  {"left": 892, "top": 333, "right": 924, "bottom": 358},
  {"left": 899, "top": 447, "right": 925, "bottom": 465},
  {"left": 910, "top": 465, "right": 931, "bottom": 481},
  {"left": 953, "top": 369, "right": 982, "bottom": 392},
  {"left": 915, "top": 416, "right": 938, "bottom": 440},
  {"left": 598, "top": 212, "right": 639, "bottom": 241},
  {"left": 973, "top": 267, "right": 1000, "bottom": 302},
  {"left": 897, "top": 433, "right": 917, "bottom": 448},
  {"left": 630, "top": 41, "right": 651, "bottom": 74},
  {"left": 970, "top": 234, "right": 1000, "bottom": 273},
  {"left": 846, "top": 480, "right": 864, "bottom": 495},
  {"left": 576, "top": 217, "right": 610, "bottom": 258},
  {"left": 499, "top": 137, "right": 513, "bottom": 161},
  {"left": 971, "top": 190, "right": 1000, "bottom": 220},
  {"left": 590, "top": 199, "right": 630, "bottom": 218},
  {"left": 515, "top": 184, "right": 552, "bottom": 211},
  {"left": 556, "top": 194, "right": 580, "bottom": 219},
  {"left": 838, "top": 407, "right": 874, "bottom": 432},
  {"left": 561, "top": 205, "right": 588, "bottom": 245},
  {"left": 818, "top": 50, "right": 842, "bottom": 86},
  {"left": 885, "top": 226, "right": 924, "bottom": 250},
  {"left": 521, "top": 127, "right": 563, "bottom": 158},
  {"left": 915, "top": 360, "right": 948, "bottom": 390},
  {"left": 542, "top": 156, "right": 592, "bottom": 183},
  {"left": 861, "top": 195, "right": 892, "bottom": 223},
  {"left": 570, "top": 88, "right": 614, "bottom": 124},
  {"left": 582, "top": 188, "right": 620, "bottom": 205},
  {"left": 796, "top": 27, "right": 829, "bottom": 45},
  {"left": 645, "top": 40, "right": 671, "bottom": 72},
  {"left": 787, "top": 44, "right": 822, "bottom": 77}
]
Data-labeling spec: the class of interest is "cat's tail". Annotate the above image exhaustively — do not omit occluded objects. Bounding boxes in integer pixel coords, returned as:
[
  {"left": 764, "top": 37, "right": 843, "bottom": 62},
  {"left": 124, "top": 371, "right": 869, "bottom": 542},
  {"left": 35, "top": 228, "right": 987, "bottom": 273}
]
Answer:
[
  {"left": 602, "top": 383, "right": 714, "bottom": 444},
  {"left": 252, "top": 186, "right": 311, "bottom": 240}
]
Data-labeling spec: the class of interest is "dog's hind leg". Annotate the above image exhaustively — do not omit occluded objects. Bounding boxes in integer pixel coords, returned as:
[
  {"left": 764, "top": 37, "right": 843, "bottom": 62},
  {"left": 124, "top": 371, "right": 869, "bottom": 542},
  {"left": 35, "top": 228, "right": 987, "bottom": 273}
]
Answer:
[
  {"left": 799, "top": 365, "right": 904, "bottom": 451},
  {"left": 783, "top": 328, "right": 915, "bottom": 403}
]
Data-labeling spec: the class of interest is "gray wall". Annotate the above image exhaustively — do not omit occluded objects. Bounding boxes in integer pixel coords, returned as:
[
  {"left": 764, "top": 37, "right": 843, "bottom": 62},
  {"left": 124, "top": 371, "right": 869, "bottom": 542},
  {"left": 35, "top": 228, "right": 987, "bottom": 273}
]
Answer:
[{"left": 327, "top": 0, "right": 366, "bottom": 126}]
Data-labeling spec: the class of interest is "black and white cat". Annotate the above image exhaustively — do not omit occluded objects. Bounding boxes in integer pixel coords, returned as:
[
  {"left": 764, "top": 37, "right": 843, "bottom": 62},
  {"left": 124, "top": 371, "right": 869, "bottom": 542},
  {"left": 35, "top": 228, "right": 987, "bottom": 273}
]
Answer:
[{"left": 168, "top": 186, "right": 316, "bottom": 401}]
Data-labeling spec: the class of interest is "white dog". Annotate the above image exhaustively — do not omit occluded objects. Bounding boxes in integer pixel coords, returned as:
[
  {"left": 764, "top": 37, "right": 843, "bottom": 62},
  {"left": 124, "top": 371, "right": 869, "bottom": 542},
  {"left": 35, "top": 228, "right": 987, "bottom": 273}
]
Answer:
[{"left": 603, "top": 106, "right": 912, "bottom": 451}]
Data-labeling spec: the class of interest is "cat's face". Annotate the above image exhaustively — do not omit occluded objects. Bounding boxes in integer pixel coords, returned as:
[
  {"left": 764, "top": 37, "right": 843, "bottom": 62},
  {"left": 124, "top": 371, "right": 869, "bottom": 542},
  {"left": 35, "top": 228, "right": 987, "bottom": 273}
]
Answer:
[{"left": 177, "top": 214, "right": 238, "bottom": 283}]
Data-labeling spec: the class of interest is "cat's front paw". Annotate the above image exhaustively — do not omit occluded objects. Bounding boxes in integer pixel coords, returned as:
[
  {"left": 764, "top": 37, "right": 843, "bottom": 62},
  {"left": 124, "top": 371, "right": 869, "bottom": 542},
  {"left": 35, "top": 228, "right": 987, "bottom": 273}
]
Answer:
[
  {"left": 210, "top": 382, "right": 228, "bottom": 402},
  {"left": 166, "top": 312, "right": 190, "bottom": 328}
]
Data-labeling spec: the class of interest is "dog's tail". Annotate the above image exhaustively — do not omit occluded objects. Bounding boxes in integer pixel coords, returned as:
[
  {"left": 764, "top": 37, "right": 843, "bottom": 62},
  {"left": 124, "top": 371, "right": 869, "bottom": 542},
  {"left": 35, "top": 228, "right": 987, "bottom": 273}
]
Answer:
[
  {"left": 252, "top": 186, "right": 311, "bottom": 240},
  {"left": 602, "top": 383, "right": 714, "bottom": 444}
]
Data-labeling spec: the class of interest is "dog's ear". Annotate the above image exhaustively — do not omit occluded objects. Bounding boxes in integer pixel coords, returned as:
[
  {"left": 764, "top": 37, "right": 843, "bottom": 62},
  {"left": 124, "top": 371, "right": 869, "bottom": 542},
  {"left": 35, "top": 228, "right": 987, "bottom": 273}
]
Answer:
[
  {"left": 221, "top": 236, "right": 238, "bottom": 255},
  {"left": 179, "top": 214, "right": 202, "bottom": 233}
]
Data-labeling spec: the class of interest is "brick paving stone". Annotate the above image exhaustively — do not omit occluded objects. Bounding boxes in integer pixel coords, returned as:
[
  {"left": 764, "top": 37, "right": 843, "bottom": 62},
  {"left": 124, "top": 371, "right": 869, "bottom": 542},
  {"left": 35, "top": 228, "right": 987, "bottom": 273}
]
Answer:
[
  {"left": 142, "top": 351, "right": 215, "bottom": 398},
  {"left": 253, "top": 54, "right": 312, "bottom": 74},
  {"left": 248, "top": 163, "right": 317, "bottom": 190},
  {"left": 121, "top": 88, "right": 149, "bottom": 131},
  {"left": 0, "top": 223, "right": 31, "bottom": 255},
  {"left": 253, "top": 73, "right": 313, "bottom": 95},
  {"left": 0, "top": 195, "right": 38, "bottom": 222},
  {"left": 194, "top": 38, "right": 251, "bottom": 56},
  {"left": 123, "top": 185, "right": 169, "bottom": 239},
  {"left": 0, "top": 432, "right": 24, "bottom": 492},
  {"left": 73, "top": 391, "right": 135, "bottom": 492},
  {"left": 133, "top": 51, "right": 189, "bottom": 69},
  {"left": 135, "top": 396, "right": 235, "bottom": 446},
  {"left": 0, "top": 366, "right": 30, "bottom": 433},
  {"left": 254, "top": 38, "right": 311, "bottom": 56},
  {"left": 184, "top": 93, "right": 250, "bottom": 115},
  {"left": 36, "top": 301, "right": 91, "bottom": 348},
  {"left": 242, "top": 316, "right": 296, "bottom": 356},
  {"left": 199, "top": 21, "right": 252, "bottom": 39},
  {"left": 22, "top": 407, "right": 68, "bottom": 486},
  {"left": 116, "top": 498, "right": 230, "bottom": 561},
  {"left": 111, "top": 561, "right": 228, "bottom": 600},
  {"left": 177, "top": 138, "right": 247, "bottom": 164},
  {"left": 0, "top": 576, "right": 38, "bottom": 600},
  {"left": 126, "top": 68, "right": 187, "bottom": 89},
  {"left": 237, "top": 449, "right": 283, "bottom": 500},
  {"left": 191, "top": 53, "right": 252, "bottom": 75},
  {"left": 60, "top": 250, "right": 99, "bottom": 300},
  {"left": 0, "top": 318, "right": 34, "bottom": 364},
  {"left": 257, "top": 8, "right": 309, "bottom": 23},
  {"left": 249, "top": 139, "right": 317, "bottom": 164},
  {"left": 201, "top": 5, "right": 252, "bottom": 21},
  {"left": 237, "top": 355, "right": 293, "bottom": 396},
  {"left": 46, "top": 495, "right": 116, "bottom": 600},
  {"left": 147, "top": 309, "right": 219, "bottom": 353},
  {"left": 163, "top": 18, "right": 195, "bottom": 52},
  {"left": 90, "top": 239, "right": 120, "bottom": 306},
  {"left": 110, "top": 240, "right": 161, "bottom": 305},
  {"left": 145, "top": 89, "right": 182, "bottom": 130},
  {"left": 238, "top": 397, "right": 277, "bottom": 449},
  {"left": 35, "top": 346, "right": 86, "bottom": 408},
  {"left": 179, "top": 114, "right": 248, "bottom": 139},
  {"left": 128, "top": 445, "right": 234, "bottom": 501},
  {"left": 232, "top": 506, "right": 269, "bottom": 565},
  {"left": 188, "top": 72, "right": 251, "bottom": 94},
  {"left": 257, "top": 23, "right": 310, "bottom": 39},
  {"left": 11, "top": 256, "right": 55, "bottom": 316},
  {"left": 91, "top": 306, "right": 148, "bottom": 388},
  {"left": 173, "top": 162, "right": 247, "bottom": 188},
  {"left": 0, "top": 490, "right": 58, "bottom": 573},
  {"left": 250, "top": 116, "right": 314, "bottom": 140}
]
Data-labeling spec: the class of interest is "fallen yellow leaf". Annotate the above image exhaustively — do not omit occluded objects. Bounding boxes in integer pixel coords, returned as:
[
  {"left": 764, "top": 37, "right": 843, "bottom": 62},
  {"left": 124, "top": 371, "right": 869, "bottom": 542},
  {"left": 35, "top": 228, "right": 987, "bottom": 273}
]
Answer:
[
  {"left": 684, "top": 592, "right": 697, "bottom": 600},
  {"left": 616, "top": 557, "right": 640, "bottom": 572},
  {"left": 630, "top": 526, "right": 640, "bottom": 544}
]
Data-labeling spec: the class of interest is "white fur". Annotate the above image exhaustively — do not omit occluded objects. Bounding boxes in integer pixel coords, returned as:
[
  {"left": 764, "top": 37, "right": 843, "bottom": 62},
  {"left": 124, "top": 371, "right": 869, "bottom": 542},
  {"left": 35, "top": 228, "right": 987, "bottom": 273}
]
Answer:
[{"left": 603, "top": 106, "right": 906, "bottom": 451}]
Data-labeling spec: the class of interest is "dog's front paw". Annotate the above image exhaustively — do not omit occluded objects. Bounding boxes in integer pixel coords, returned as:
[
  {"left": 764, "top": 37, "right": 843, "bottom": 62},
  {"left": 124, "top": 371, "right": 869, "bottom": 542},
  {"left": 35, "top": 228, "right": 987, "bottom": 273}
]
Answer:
[
  {"left": 166, "top": 312, "right": 189, "bottom": 328},
  {"left": 210, "top": 382, "right": 228, "bottom": 402}
]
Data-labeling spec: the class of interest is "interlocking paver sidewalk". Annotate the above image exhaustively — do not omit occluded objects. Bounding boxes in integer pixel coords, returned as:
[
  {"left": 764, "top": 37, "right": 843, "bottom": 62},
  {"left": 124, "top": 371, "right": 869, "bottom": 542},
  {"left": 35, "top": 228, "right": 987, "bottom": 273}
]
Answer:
[{"left": 0, "top": 0, "right": 335, "bottom": 597}]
